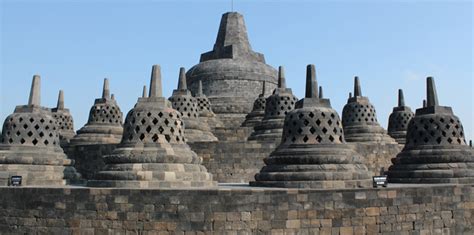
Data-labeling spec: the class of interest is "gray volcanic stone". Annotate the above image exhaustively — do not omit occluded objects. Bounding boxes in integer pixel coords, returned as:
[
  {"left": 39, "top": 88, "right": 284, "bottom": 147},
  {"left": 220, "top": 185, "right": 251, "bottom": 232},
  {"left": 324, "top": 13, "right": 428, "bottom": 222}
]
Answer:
[
  {"left": 0, "top": 75, "right": 80, "bottom": 186},
  {"left": 88, "top": 65, "right": 217, "bottom": 188},
  {"left": 194, "top": 80, "right": 224, "bottom": 130},
  {"left": 248, "top": 66, "right": 298, "bottom": 143},
  {"left": 387, "top": 89, "right": 414, "bottom": 144},
  {"left": 70, "top": 78, "right": 124, "bottom": 146},
  {"left": 169, "top": 68, "right": 218, "bottom": 143},
  {"left": 241, "top": 81, "right": 267, "bottom": 128},
  {"left": 342, "top": 76, "right": 396, "bottom": 143},
  {"left": 186, "top": 12, "right": 277, "bottom": 128},
  {"left": 51, "top": 90, "right": 75, "bottom": 147},
  {"left": 251, "top": 65, "right": 372, "bottom": 188},
  {"left": 388, "top": 77, "right": 474, "bottom": 184}
]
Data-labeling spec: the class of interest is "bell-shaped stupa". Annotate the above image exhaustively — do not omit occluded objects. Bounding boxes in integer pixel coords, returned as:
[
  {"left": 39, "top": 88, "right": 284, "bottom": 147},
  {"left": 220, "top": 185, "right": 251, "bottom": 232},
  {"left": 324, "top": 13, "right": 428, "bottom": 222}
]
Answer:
[
  {"left": 341, "top": 77, "right": 396, "bottom": 143},
  {"left": 387, "top": 89, "right": 414, "bottom": 144},
  {"left": 194, "top": 80, "right": 223, "bottom": 130},
  {"left": 88, "top": 65, "right": 217, "bottom": 188},
  {"left": 251, "top": 65, "right": 372, "bottom": 188},
  {"left": 248, "top": 66, "right": 298, "bottom": 142},
  {"left": 70, "top": 78, "right": 123, "bottom": 145},
  {"left": 51, "top": 90, "right": 75, "bottom": 147},
  {"left": 387, "top": 77, "right": 474, "bottom": 183},
  {"left": 0, "top": 75, "right": 80, "bottom": 185},
  {"left": 186, "top": 12, "right": 277, "bottom": 128},
  {"left": 241, "top": 81, "right": 267, "bottom": 128},
  {"left": 169, "top": 68, "right": 218, "bottom": 142}
]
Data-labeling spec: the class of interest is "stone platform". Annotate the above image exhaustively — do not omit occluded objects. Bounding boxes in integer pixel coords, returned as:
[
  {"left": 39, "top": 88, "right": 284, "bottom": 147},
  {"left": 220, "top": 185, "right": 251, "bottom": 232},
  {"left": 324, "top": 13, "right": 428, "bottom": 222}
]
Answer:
[{"left": 0, "top": 184, "right": 472, "bottom": 234}]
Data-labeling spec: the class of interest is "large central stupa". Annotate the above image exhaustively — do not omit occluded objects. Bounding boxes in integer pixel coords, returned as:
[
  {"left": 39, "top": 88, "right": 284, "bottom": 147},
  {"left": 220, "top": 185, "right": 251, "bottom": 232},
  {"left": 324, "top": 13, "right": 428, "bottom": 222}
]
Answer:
[{"left": 186, "top": 12, "right": 277, "bottom": 127}]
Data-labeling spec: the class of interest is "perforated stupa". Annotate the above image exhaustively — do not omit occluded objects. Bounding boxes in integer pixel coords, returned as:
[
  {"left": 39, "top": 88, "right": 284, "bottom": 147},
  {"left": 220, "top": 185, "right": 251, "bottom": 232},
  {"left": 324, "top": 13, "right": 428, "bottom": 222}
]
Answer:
[
  {"left": 0, "top": 75, "right": 80, "bottom": 185},
  {"left": 70, "top": 79, "right": 123, "bottom": 145},
  {"left": 169, "top": 68, "right": 218, "bottom": 142},
  {"left": 387, "top": 89, "right": 414, "bottom": 144},
  {"left": 194, "top": 80, "right": 223, "bottom": 130},
  {"left": 241, "top": 81, "right": 267, "bottom": 128},
  {"left": 88, "top": 65, "right": 217, "bottom": 188},
  {"left": 341, "top": 77, "right": 396, "bottom": 143},
  {"left": 51, "top": 90, "right": 75, "bottom": 147},
  {"left": 251, "top": 65, "right": 372, "bottom": 188},
  {"left": 186, "top": 12, "right": 277, "bottom": 127},
  {"left": 248, "top": 66, "right": 298, "bottom": 142},
  {"left": 387, "top": 77, "right": 474, "bottom": 183}
]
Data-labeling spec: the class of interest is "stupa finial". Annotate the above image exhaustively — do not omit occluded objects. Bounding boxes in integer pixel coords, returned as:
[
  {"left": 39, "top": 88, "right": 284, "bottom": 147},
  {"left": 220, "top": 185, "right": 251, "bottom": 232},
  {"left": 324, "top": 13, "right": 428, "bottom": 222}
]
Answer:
[
  {"left": 56, "top": 90, "right": 64, "bottom": 109},
  {"left": 197, "top": 80, "right": 203, "bottom": 96},
  {"left": 278, "top": 66, "right": 286, "bottom": 89},
  {"left": 354, "top": 76, "right": 362, "bottom": 97},
  {"left": 111, "top": 94, "right": 115, "bottom": 100},
  {"left": 261, "top": 81, "right": 266, "bottom": 96},
  {"left": 142, "top": 85, "right": 148, "bottom": 98},
  {"left": 178, "top": 67, "right": 187, "bottom": 90},
  {"left": 349, "top": 92, "right": 352, "bottom": 99},
  {"left": 319, "top": 86, "right": 323, "bottom": 99},
  {"left": 426, "top": 77, "right": 438, "bottom": 107},
  {"left": 102, "top": 78, "right": 110, "bottom": 99},
  {"left": 398, "top": 89, "right": 405, "bottom": 107},
  {"left": 149, "top": 65, "right": 162, "bottom": 98},
  {"left": 305, "top": 64, "right": 318, "bottom": 98},
  {"left": 423, "top": 99, "right": 427, "bottom": 108},
  {"left": 28, "top": 75, "right": 41, "bottom": 106}
]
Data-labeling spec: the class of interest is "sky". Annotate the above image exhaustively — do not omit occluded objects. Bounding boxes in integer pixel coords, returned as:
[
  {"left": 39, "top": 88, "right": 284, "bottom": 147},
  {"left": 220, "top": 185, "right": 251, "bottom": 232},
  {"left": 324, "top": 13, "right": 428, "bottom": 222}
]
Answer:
[{"left": 1, "top": 0, "right": 473, "bottom": 141}]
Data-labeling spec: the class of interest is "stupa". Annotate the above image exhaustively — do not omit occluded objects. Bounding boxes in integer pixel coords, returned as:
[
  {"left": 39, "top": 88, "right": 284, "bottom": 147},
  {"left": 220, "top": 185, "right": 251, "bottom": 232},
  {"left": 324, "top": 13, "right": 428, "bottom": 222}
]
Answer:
[
  {"left": 169, "top": 68, "right": 218, "bottom": 142},
  {"left": 341, "top": 77, "right": 396, "bottom": 143},
  {"left": 70, "top": 79, "right": 123, "bottom": 145},
  {"left": 387, "top": 77, "right": 474, "bottom": 183},
  {"left": 51, "top": 90, "right": 75, "bottom": 147},
  {"left": 194, "top": 80, "right": 223, "bottom": 130},
  {"left": 387, "top": 89, "right": 414, "bottom": 144},
  {"left": 251, "top": 65, "right": 372, "bottom": 188},
  {"left": 88, "top": 65, "right": 217, "bottom": 188},
  {"left": 0, "top": 75, "right": 80, "bottom": 185},
  {"left": 241, "top": 81, "right": 267, "bottom": 128},
  {"left": 186, "top": 12, "right": 277, "bottom": 127},
  {"left": 248, "top": 66, "right": 298, "bottom": 142}
]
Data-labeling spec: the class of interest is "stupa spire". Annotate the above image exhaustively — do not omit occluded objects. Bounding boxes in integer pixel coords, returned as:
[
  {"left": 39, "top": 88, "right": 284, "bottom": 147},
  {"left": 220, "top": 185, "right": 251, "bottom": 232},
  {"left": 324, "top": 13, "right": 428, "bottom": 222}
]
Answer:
[
  {"left": 28, "top": 75, "right": 41, "bottom": 106},
  {"left": 111, "top": 94, "right": 115, "bottom": 100},
  {"left": 354, "top": 76, "right": 362, "bottom": 97},
  {"left": 102, "top": 78, "right": 110, "bottom": 99},
  {"left": 56, "top": 90, "right": 64, "bottom": 110},
  {"left": 426, "top": 76, "right": 438, "bottom": 107},
  {"left": 305, "top": 64, "right": 318, "bottom": 98},
  {"left": 349, "top": 92, "right": 352, "bottom": 99},
  {"left": 319, "top": 86, "right": 323, "bottom": 99},
  {"left": 142, "top": 85, "right": 148, "bottom": 98},
  {"left": 398, "top": 89, "right": 405, "bottom": 107},
  {"left": 178, "top": 67, "right": 187, "bottom": 90},
  {"left": 214, "top": 12, "right": 250, "bottom": 50},
  {"left": 423, "top": 99, "right": 427, "bottom": 108},
  {"left": 278, "top": 66, "right": 286, "bottom": 89},
  {"left": 149, "top": 65, "right": 162, "bottom": 98},
  {"left": 197, "top": 80, "right": 203, "bottom": 96},
  {"left": 261, "top": 81, "right": 266, "bottom": 96}
]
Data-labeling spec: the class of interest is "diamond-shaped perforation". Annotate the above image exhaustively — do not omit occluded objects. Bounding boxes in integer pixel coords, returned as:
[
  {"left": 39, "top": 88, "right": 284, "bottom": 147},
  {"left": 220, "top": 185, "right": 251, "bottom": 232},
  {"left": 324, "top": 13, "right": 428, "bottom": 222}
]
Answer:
[
  {"left": 342, "top": 101, "right": 380, "bottom": 127},
  {"left": 405, "top": 114, "right": 467, "bottom": 147}
]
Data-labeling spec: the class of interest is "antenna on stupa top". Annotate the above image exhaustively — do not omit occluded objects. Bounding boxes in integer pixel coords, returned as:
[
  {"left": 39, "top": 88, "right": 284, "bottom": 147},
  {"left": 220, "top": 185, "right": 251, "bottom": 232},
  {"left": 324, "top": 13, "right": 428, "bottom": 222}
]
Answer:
[
  {"left": 319, "top": 86, "right": 323, "bottom": 99},
  {"left": 198, "top": 80, "right": 203, "bottom": 96},
  {"left": 178, "top": 67, "right": 187, "bottom": 90},
  {"left": 354, "top": 76, "right": 362, "bottom": 97},
  {"left": 398, "top": 89, "right": 405, "bottom": 107},
  {"left": 28, "top": 75, "right": 41, "bottom": 106},
  {"left": 56, "top": 90, "right": 64, "bottom": 109},
  {"left": 102, "top": 78, "right": 110, "bottom": 99},
  {"left": 231, "top": 0, "right": 234, "bottom": 11},
  {"left": 426, "top": 77, "right": 438, "bottom": 107},
  {"left": 149, "top": 65, "right": 162, "bottom": 98},
  {"left": 305, "top": 64, "right": 318, "bottom": 98},
  {"left": 278, "top": 66, "right": 286, "bottom": 89},
  {"left": 142, "top": 85, "right": 148, "bottom": 98}
]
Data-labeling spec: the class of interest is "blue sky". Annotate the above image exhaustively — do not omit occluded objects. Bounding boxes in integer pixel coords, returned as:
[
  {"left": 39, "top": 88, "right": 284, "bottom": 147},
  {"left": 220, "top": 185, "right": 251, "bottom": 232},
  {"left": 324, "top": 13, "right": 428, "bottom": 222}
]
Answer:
[{"left": 1, "top": 0, "right": 473, "bottom": 141}]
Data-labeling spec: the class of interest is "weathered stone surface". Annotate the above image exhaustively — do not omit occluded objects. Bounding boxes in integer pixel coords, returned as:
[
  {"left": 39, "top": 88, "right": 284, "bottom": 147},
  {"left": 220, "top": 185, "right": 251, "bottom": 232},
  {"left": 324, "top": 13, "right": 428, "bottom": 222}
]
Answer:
[
  {"left": 194, "top": 80, "right": 224, "bottom": 130},
  {"left": 241, "top": 81, "right": 267, "bottom": 128},
  {"left": 388, "top": 77, "right": 474, "bottom": 184},
  {"left": 70, "top": 78, "right": 124, "bottom": 146},
  {"left": 252, "top": 65, "right": 372, "bottom": 188},
  {"left": 186, "top": 12, "right": 277, "bottom": 128},
  {"left": 169, "top": 68, "right": 218, "bottom": 143},
  {"left": 0, "top": 75, "right": 80, "bottom": 186},
  {"left": 248, "top": 66, "right": 298, "bottom": 143},
  {"left": 88, "top": 65, "right": 217, "bottom": 188},
  {"left": 342, "top": 76, "right": 397, "bottom": 144},
  {"left": 0, "top": 184, "right": 472, "bottom": 234},
  {"left": 387, "top": 89, "right": 414, "bottom": 144}
]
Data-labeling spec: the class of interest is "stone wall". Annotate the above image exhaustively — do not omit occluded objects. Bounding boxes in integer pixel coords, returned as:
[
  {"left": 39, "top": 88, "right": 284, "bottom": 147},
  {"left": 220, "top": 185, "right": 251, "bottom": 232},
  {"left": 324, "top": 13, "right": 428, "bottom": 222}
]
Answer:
[
  {"left": 0, "top": 184, "right": 472, "bottom": 234},
  {"left": 64, "top": 144, "right": 118, "bottom": 180},
  {"left": 348, "top": 143, "right": 402, "bottom": 177}
]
